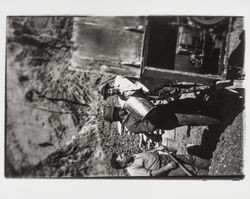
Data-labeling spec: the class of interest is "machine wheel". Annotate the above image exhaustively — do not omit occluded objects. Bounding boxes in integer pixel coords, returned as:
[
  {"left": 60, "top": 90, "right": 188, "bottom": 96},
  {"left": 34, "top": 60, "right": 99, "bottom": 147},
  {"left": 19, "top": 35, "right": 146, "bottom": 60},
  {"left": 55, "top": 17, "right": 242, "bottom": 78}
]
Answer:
[{"left": 190, "top": 16, "right": 227, "bottom": 27}]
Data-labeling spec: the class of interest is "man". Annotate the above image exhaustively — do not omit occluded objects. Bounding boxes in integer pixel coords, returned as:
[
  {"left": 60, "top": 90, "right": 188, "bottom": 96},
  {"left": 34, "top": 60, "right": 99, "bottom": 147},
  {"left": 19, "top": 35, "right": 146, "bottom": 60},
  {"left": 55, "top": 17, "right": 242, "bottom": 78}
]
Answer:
[
  {"left": 102, "top": 74, "right": 219, "bottom": 134},
  {"left": 101, "top": 75, "right": 179, "bottom": 108},
  {"left": 101, "top": 75, "right": 149, "bottom": 108},
  {"left": 110, "top": 145, "right": 211, "bottom": 176},
  {"left": 103, "top": 99, "right": 219, "bottom": 138},
  {"left": 111, "top": 147, "right": 177, "bottom": 176}
]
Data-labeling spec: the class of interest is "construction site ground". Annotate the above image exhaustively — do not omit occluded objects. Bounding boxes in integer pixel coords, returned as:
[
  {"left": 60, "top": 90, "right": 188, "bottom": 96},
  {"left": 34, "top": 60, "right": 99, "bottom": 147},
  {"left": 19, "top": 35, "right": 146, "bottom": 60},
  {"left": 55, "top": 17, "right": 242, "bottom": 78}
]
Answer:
[{"left": 5, "top": 16, "right": 244, "bottom": 177}]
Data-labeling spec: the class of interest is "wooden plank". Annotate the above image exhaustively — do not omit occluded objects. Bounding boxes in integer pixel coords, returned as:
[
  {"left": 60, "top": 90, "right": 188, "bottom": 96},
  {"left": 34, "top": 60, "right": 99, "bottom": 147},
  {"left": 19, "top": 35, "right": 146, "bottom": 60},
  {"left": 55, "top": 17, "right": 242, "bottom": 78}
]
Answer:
[
  {"left": 225, "top": 79, "right": 244, "bottom": 89},
  {"left": 100, "top": 65, "right": 140, "bottom": 78},
  {"left": 221, "top": 17, "right": 233, "bottom": 78},
  {"left": 140, "top": 18, "right": 150, "bottom": 75},
  {"left": 70, "top": 17, "right": 144, "bottom": 72},
  {"left": 142, "top": 66, "right": 224, "bottom": 85}
]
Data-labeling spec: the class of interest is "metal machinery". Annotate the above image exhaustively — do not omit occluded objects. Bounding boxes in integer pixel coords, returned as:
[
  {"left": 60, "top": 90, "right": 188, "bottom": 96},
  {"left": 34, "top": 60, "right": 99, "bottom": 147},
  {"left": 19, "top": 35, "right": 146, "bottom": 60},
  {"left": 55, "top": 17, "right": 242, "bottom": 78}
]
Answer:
[
  {"left": 71, "top": 16, "right": 244, "bottom": 101},
  {"left": 70, "top": 16, "right": 244, "bottom": 147}
]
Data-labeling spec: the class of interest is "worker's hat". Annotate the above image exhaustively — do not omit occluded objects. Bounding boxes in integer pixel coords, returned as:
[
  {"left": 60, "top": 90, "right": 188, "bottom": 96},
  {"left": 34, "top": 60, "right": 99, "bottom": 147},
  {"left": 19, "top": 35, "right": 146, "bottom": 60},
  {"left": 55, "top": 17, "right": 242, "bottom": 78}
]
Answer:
[
  {"left": 101, "top": 83, "right": 111, "bottom": 100},
  {"left": 103, "top": 105, "right": 120, "bottom": 122}
]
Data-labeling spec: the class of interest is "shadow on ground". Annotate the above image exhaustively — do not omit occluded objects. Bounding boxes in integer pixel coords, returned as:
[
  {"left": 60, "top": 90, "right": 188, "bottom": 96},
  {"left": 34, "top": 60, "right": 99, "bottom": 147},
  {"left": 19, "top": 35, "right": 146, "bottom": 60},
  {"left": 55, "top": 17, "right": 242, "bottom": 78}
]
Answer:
[{"left": 187, "top": 89, "right": 244, "bottom": 159}]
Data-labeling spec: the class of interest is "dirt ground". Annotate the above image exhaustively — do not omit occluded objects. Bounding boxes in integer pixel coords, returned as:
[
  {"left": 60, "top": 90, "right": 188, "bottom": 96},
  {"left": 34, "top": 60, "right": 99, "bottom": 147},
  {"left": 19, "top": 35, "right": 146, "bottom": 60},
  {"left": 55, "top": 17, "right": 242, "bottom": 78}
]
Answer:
[{"left": 5, "top": 16, "right": 244, "bottom": 177}]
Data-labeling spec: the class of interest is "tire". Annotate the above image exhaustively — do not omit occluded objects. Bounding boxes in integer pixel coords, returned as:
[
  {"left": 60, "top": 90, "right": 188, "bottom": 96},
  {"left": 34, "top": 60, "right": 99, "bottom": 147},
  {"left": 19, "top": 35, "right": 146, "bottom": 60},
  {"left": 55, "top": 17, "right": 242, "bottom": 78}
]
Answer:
[{"left": 189, "top": 16, "right": 227, "bottom": 27}]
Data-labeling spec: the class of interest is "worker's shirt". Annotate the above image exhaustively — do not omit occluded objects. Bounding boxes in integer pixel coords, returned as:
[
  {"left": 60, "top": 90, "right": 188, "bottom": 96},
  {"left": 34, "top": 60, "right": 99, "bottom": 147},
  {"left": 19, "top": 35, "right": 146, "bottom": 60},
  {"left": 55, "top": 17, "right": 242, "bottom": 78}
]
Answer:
[
  {"left": 122, "top": 113, "right": 156, "bottom": 134},
  {"left": 114, "top": 76, "right": 148, "bottom": 108},
  {"left": 127, "top": 152, "right": 161, "bottom": 176},
  {"left": 121, "top": 103, "right": 179, "bottom": 134}
]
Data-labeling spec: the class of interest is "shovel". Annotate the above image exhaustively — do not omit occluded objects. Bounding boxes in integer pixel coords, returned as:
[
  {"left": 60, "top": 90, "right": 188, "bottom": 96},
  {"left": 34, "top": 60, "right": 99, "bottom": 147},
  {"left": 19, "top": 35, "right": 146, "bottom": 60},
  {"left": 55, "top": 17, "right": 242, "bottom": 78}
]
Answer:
[{"left": 159, "top": 150, "right": 194, "bottom": 176}]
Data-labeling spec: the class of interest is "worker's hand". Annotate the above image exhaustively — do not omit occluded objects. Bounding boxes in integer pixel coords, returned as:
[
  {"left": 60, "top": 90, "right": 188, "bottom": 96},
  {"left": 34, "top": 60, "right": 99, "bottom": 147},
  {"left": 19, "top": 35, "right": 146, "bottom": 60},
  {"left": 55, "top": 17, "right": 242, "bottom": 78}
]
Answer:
[
  {"left": 157, "top": 150, "right": 167, "bottom": 155},
  {"left": 156, "top": 145, "right": 166, "bottom": 151},
  {"left": 166, "top": 162, "right": 178, "bottom": 170},
  {"left": 171, "top": 88, "right": 182, "bottom": 100}
]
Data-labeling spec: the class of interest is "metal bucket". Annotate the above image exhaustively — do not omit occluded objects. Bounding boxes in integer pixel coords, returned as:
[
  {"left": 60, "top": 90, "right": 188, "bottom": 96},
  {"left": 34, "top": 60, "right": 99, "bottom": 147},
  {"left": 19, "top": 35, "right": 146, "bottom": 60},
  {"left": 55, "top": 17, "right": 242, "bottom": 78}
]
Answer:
[{"left": 124, "top": 89, "right": 155, "bottom": 119}]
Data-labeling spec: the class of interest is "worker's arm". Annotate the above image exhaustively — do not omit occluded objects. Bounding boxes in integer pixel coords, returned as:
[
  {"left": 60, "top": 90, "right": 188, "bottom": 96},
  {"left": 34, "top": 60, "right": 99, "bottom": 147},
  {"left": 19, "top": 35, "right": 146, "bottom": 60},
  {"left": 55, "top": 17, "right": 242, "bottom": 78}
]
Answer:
[
  {"left": 125, "top": 114, "right": 156, "bottom": 134},
  {"left": 127, "top": 162, "right": 177, "bottom": 177},
  {"left": 150, "top": 162, "right": 177, "bottom": 177},
  {"left": 147, "top": 145, "right": 166, "bottom": 153}
]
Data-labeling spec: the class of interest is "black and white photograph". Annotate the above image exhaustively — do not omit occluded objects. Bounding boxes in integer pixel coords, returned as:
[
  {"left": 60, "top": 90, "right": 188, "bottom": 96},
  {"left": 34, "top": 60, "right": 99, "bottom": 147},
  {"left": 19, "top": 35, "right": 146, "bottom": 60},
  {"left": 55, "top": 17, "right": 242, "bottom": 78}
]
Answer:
[{"left": 5, "top": 15, "right": 245, "bottom": 178}]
